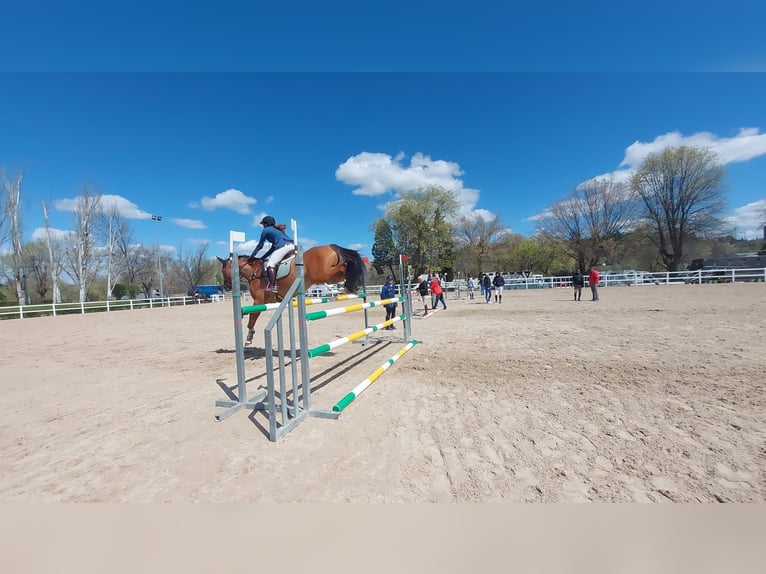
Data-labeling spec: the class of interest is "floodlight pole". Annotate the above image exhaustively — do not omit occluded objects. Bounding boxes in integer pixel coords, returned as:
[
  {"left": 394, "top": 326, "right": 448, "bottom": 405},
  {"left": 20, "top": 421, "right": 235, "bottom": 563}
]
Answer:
[{"left": 152, "top": 214, "right": 164, "bottom": 297}]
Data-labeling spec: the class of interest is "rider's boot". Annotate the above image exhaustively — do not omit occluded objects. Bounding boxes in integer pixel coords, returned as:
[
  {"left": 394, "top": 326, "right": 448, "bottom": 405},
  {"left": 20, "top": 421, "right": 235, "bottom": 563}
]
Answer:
[{"left": 266, "top": 266, "right": 278, "bottom": 292}]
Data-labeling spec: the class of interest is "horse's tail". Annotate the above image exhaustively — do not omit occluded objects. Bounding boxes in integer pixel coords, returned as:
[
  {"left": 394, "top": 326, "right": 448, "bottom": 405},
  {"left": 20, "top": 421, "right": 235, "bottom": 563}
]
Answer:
[{"left": 331, "top": 244, "right": 365, "bottom": 293}]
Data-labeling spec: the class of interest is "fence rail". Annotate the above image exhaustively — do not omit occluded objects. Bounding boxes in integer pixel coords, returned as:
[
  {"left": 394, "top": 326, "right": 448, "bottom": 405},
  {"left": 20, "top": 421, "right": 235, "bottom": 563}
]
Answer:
[
  {"left": 0, "top": 294, "right": 224, "bottom": 320},
  {"left": 3, "top": 267, "right": 765, "bottom": 319}
]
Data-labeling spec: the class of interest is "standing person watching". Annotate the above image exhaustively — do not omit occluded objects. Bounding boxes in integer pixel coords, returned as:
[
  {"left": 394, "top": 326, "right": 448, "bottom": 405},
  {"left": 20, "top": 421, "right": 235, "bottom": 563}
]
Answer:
[
  {"left": 381, "top": 274, "right": 398, "bottom": 329},
  {"left": 572, "top": 268, "right": 584, "bottom": 301},
  {"left": 482, "top": 273, "right": 492, "bottom": 304},
  {"left": 588, "top": 266, "right": 600, "bottom": 301},
  {"left": 414, "top": 276, "right": 430, "bottom": 316},
  {"left": 430, "top": 275, "right": 447, "bottom": 310},
  {"left": 467, "top": 275, "right": 476, "bottom": 300},
  {"left": 492, "top": 272, "right": 505, "bottom": 303}
]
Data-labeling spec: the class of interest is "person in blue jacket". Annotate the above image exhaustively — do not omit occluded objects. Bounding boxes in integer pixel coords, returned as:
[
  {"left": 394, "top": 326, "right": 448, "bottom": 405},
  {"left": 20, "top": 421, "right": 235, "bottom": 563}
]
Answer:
[
  {"left": 380, "top": 274, "right": 398, "bottom": 329},
  {"left": 248, "top": 216, "right": 295, "bottom": 292}
]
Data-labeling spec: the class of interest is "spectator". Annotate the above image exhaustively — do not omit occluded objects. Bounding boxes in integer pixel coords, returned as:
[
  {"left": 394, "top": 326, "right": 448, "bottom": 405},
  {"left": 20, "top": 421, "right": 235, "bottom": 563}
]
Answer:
[
  {"left": 572, "top": 268, "right": 584, "bottom": 301},
  {"left": 381, "top": 274, "right": 398, "bottom": 329},
  {"left": 492, "top": 272, "right": 505, "bottom": 303},
  {"left": 430, "top": 275, "right": 447, "bottom": 310},
  {"left": 467, "top": 275, "right": 476, "bottom": 300},
  {"left": 414, "top": 276, "right": 430, "bottom": 316},
  {"left": 482, "top": 273, "right": 492, "bottom": 304},
  {"left": 588, "top": 266, "right": 600, "bottom": 301}
]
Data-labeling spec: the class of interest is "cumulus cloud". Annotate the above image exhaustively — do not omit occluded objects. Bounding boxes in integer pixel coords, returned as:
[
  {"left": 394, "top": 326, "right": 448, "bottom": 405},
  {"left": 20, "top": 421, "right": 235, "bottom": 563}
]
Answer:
[
  {"left": 724, "top": 199, "right": 766, "bottom": 239},
  {"left": 55, "top": 194, "right": 152, "bottom": 219},
  {"left": 590, "top": 128, "right": 766, "bottom": 183},
  {"left": 580, "top": 129, "right": 766, "bottom": 239},
  {"left": 31, "top": 227, "right": 73, "bottom": 241},
  {"left": 336, "top": 151, "right": 482, "bottom": 218},
  {"left": 200, "top": 188, "right": 257, "bottom": 215},
  {"left": 172, "top": 218, "right": 206, "bottom": 229}
]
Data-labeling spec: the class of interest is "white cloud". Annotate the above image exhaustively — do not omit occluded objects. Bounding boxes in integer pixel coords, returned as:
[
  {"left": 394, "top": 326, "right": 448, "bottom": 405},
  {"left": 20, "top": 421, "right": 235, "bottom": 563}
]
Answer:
[
  {"left": 55, "top": 194, "right": 152, "bottom": 219},
  {"left": 172, "top": 218, "right": 206, "bottom": 229},
  {"left": 336, "top": 151, "right": 484, "bottom": 219},
  {"left": 31, "top": 227, "right": 73, "bottom": 241},
  {"left": 724, "top": 199, "right": 766, "bottom": 239},
  {"left": 200, "top": 188, "right": 257, "bottom": 215},
  {"left": 589, "top": 128, "right": 766, "bottom": 184},
  {"left": 583, "top": 129, "right": 766, "bottom": 239}
]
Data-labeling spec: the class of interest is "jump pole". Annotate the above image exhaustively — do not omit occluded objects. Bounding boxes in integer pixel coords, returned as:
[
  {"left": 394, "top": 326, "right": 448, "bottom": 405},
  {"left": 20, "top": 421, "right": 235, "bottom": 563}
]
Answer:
[
  {"left": 332, "top": 339, "right": 419, "bottom": 413},
  {"left": 241, "top": 292, "right": 365, "bottom": 315}
]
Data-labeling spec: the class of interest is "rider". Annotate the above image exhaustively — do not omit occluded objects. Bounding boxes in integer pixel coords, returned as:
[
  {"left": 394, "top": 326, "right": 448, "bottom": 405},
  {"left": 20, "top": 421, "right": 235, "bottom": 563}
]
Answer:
[{"left": 248, "top": 216, "right": 295, "bottom": 292}]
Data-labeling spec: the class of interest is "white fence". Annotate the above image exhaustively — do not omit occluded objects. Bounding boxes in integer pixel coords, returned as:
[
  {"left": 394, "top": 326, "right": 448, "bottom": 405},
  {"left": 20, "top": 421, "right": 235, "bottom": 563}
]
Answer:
[
  {"left": 4, "top": 267, "right": 765, "bottom": 319},
  {"left": 365, "top": 267, "right": 766, "bottom": 296},
  {"left": 0, "top": 293, "right": 226, "bottom": 320}
]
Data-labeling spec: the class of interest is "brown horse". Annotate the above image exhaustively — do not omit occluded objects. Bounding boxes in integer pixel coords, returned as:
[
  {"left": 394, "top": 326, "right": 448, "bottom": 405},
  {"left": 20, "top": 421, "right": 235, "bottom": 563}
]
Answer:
[{"left": 219, "top": 244, "right": 365, "bottom": 345}]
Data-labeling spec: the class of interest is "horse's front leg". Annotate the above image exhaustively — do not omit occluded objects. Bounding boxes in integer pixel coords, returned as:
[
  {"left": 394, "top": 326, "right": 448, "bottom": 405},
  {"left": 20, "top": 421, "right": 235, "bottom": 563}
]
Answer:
[{"left": 245, "top": 312, "right": 258, "bottom": 345}]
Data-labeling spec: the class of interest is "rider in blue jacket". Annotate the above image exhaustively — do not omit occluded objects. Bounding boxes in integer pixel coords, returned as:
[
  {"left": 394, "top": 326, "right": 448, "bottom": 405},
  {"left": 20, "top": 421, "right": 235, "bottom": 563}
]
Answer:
[{"left": 248, "top": 216, "right": 294, "bottom": 292}]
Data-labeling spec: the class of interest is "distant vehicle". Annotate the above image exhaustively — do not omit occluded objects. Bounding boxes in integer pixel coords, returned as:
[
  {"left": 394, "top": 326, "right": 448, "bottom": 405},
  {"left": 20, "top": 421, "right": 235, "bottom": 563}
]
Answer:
[
  {"left": 306, "top": 283, "right": 340, "bottom": 298},
  {"left": 684, "top": 255, "right": 766, "bottom": 284},
  {"left": 687, "top": 255, "right": 766, "bottom": 271}
]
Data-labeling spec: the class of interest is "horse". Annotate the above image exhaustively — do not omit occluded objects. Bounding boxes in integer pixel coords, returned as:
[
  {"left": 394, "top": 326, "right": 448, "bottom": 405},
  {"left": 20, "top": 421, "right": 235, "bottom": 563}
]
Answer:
[{"left": 219, "top": 244, "right": 365, "bottom": 345}]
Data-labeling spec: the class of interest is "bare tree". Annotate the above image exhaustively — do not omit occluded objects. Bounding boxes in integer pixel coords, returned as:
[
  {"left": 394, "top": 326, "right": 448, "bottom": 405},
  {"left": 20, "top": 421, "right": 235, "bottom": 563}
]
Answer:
[
  {"left": 62, "top": 186, "right": 102, "bottom": 302},
  {"left": 631, "top": 146, "right": 727, "bottom": 271},
  {"left": 0, "top": 170, "right": 8, "bottom": 248},
  {"left": 3, "top": 172, "right": 28, "bottom": 304},
  {"left": 96, "top": 207, "right": 132, "bottom": 299},
  {"left": 42, "top": 201, "right": 66, "bottom": 304},
  {"left": 23, "top": 240, "right": 50, "bottom": 301},
  {"left": 175, "top": 242, "right": 216, "bottom": 293},
  {"left": 536, "top": 177, "right": 635, "bottom": 272},
  {"left": 453, "top": 213, "right": 509, "bottom": 275}
]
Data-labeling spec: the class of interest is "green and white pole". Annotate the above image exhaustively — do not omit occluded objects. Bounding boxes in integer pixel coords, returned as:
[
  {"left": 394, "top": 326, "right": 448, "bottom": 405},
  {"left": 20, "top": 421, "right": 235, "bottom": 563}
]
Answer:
[{"left": 332, "top": 340, "right": 419, "bottom": 413}]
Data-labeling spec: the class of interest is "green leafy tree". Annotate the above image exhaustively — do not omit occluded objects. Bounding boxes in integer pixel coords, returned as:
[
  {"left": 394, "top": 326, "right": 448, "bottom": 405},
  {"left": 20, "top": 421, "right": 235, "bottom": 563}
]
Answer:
[
  {"left": 631, "top": 146, "right": 727, "bottom": 271},
  {"left": 384, "top": 186, "right": 459, "bottom": 275},
  {"left": 370, "top": 218, "right": 398, "bottom": 277}
]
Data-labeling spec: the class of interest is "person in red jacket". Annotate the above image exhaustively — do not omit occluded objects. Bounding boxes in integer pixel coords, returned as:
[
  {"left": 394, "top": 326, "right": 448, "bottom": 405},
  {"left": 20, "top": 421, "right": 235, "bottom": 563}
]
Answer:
[
  {"left": 429, "top": 275, "right": 447, "bottom": 310},
  {"left": 588, "top": 266, "right": 600, "bottom": 301}
]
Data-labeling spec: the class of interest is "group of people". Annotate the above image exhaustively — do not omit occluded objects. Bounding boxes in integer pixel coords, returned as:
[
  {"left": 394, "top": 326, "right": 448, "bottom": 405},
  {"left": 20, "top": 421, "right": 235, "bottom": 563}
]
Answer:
[
  {"left": 413, "top": 274, "right": 447, "bottom": 316},
  {"left": 572, "top": 266, "right": 600, "bottom": 301},
  {"left": 467, "top": 273, "right": 505, "bottom": 304}
]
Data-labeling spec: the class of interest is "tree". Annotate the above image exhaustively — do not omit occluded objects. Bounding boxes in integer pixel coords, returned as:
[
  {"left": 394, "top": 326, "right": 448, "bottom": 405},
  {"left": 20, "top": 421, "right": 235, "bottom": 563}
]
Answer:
[
  {"left": 370, "top": 218, "right": 398, "bottom": 277},
  {"left": 536, "top": 177, "right": 635, "bottom": 272},
  {"left": 63, "top": 186, "right": 102, "bottom": 302},
  {"left": 3, "top": 172, "right": 28, "bottom": 304},
  {"left": 384, "top": 186, "right": 459, "bottom": 276},
  {"left": 175, "top": 242, "right": 216, "bottom": 293},
  {"left": 453, "top": 213, "right": 509, "bottom": 275},
  {"left": 42, "top": 201, "right": 66, "bottom": 304},
  {"left": 631, "top": 146, "right": 727, "bottom": 271},
  {"left": 24, "top": 241, "right": 51, "bottom": 301}
]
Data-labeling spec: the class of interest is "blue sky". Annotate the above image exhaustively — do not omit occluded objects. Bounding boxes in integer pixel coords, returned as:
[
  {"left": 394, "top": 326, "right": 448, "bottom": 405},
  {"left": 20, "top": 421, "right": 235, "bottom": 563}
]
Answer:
[
  {"left": 2, "top": 2, "right": 766, "bottom": 259},
  {"left": 2, "top": 73, "right": 765, "bottom": 259}
]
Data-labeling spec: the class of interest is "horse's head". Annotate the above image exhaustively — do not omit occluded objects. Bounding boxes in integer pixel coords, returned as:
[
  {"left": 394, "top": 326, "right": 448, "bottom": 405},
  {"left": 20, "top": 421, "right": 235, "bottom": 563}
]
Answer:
[
  {"left": 218, "top": 256, "right": 233, "bottom": 291},
  {"left": 218, "top": 256, "right": 259, "bottom": 291}
]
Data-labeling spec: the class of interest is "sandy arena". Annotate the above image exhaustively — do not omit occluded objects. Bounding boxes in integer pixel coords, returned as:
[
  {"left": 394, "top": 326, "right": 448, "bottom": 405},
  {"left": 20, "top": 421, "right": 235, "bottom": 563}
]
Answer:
[{"left": 1, "top": 283, "right": 764, "bottom": 502}]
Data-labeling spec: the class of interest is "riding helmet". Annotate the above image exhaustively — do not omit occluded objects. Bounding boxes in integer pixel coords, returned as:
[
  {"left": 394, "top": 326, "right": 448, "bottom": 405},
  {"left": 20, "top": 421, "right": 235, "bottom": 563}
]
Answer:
[{"left": 260, "top": 215, "right": 276, "bottom": 226}]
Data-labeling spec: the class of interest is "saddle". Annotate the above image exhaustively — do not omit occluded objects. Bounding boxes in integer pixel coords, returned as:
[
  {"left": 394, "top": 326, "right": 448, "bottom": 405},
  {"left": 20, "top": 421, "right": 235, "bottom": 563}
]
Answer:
[{"left": 259, "top": 254, "right": 295, "bottom": 281}]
